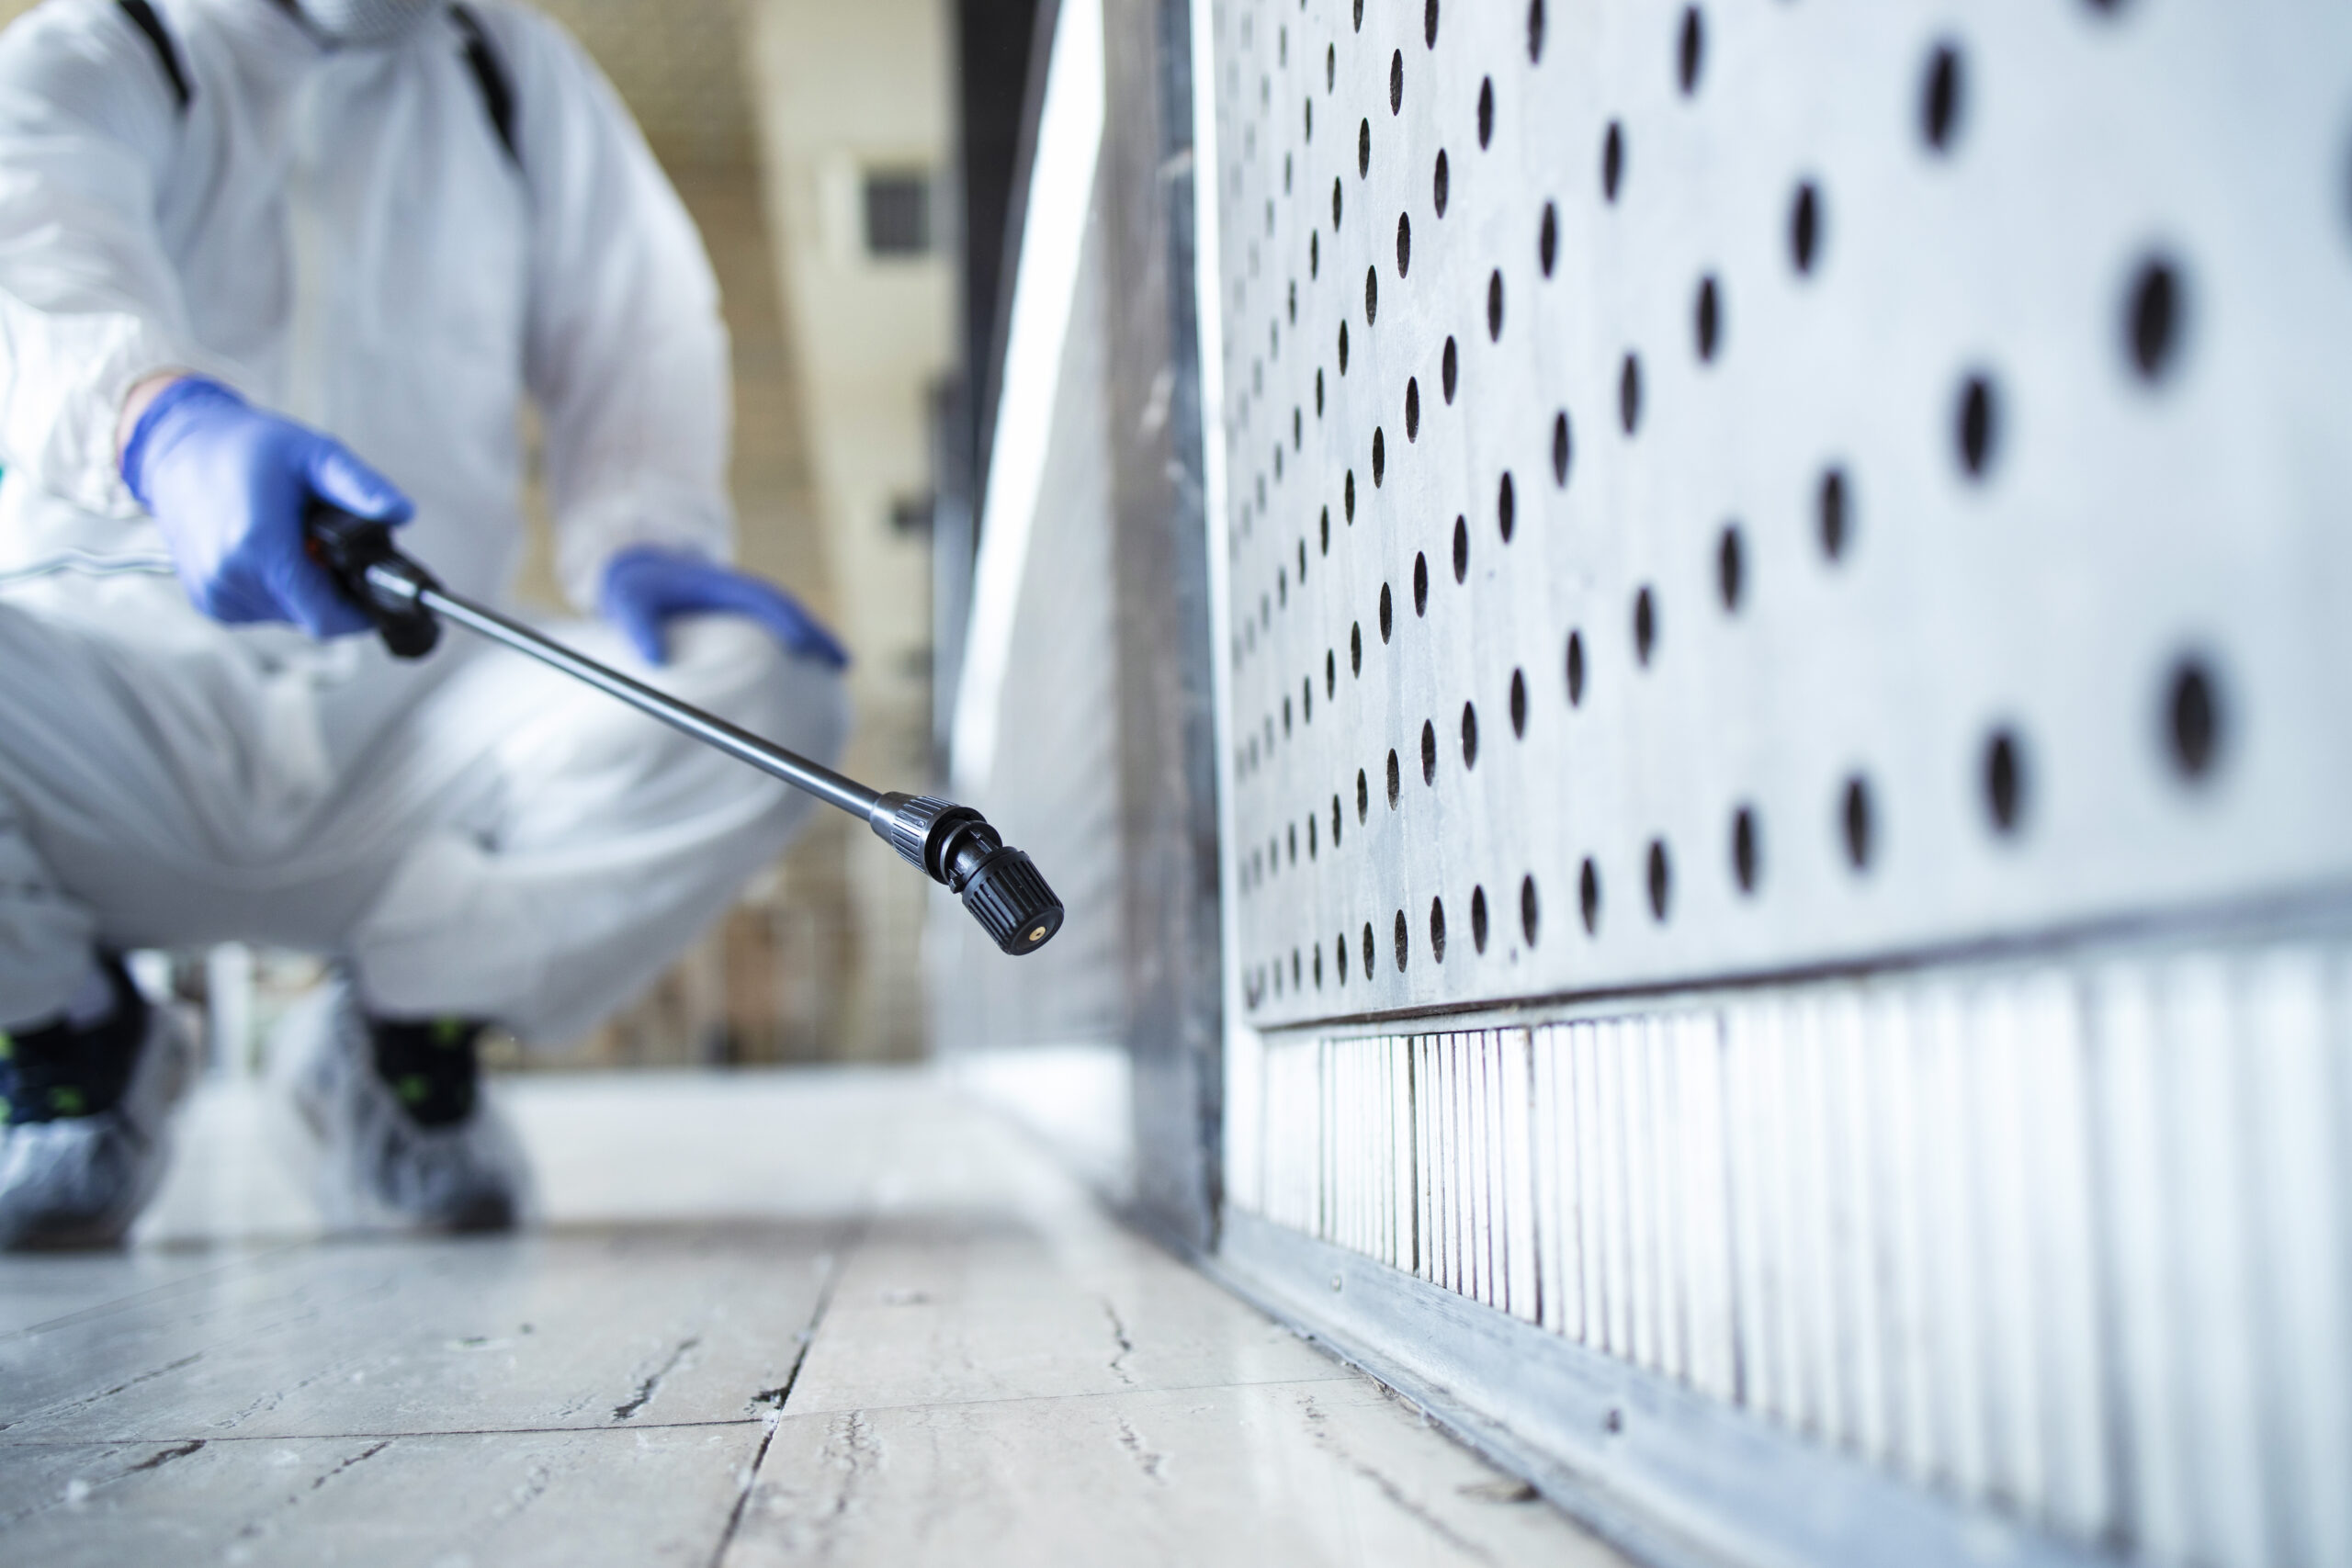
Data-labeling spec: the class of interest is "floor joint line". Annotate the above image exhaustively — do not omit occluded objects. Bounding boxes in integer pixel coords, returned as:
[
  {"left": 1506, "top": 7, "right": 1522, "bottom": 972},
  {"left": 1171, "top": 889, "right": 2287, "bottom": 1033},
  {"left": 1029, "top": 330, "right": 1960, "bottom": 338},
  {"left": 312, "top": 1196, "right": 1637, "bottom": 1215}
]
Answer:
[{"left": 706, "top": 1217, "right": 862, "bottom": 1568}]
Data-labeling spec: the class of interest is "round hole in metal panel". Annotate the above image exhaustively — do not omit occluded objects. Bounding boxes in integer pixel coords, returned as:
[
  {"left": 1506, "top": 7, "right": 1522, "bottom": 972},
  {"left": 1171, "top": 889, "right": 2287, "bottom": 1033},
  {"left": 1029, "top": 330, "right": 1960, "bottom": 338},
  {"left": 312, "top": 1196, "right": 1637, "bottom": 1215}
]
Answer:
[
  {"left": 1331, "top": 175, "right": 1342, "bottom": 230},
  {"left": 1338, "top": 321, "right": 1350, "bottom": 374},
  {"left": 1578, "top": 858, "right": 1600, "bottom": 934},
  {"left": 1471, "top": 885, "right": 1489, "bottom": 952},
  {"left": 1365, "top": 265, "right": 1379, "bottom": 323},
  {"left": 1424, "top": 0, "right": 1439, "bottom": 47},
  {"left": 1646, "top": 839, "right": 1671, "bottom": 921},
  {"left": 1619, "top": 354, "right": 1642, "bottom": 434},
  {"left": 1453, "top": 515, "right": 1469, "bottom": 581},
  {"left": 2126, "top": 253, "right": 2185, "bottom": 382},
  {"left": 1676, "top": 6, "right": 1703, "bottom": 96},
  {"left": 1498, "top": 472, "right": 1516, "bottom": 541},
  {"left": 1731, "top": 805, "right": 1759, "bottom": 893},
  {"left": 1313, "top": 943, "right": 1323, "bottom": 988},
  {"left": 1345, "top": 468, "right": 1356, "bottom": 519},
  {"left": 1487, "top": 270, "right": 1505, "bottom": 340},
  {"left": 1335, "top": 933, "right": 1348, "bottom": 987},
  {"left": 1984, "top": 727, "right": 2026, "bottom": 834},
  {"left": 1442, "top": 337, "right": 1459, "bottom": 400},
  {"left": 1433, "top": 149, "right": 1450, "bottom": 216},
  {"left": 1372, "top": 427, "right": 1385, "bottom": 485},
  {"left": 1379, "top": 582, "right": 1394, "bottom": 641},
  {"left": 1526, "top": 0, "right": 1544, "bottom": 61},
  {"left": 1477, "top": 77, "right": 1494, "bottom": 148},
  {"left": 1791, "top": 181, "right": 1822, "bottom": 275},
  {"left": 1717, "top": 525, "right": 1744, "bottom": 612},
  {"left": 1362, "top": 921, "right": 1374, "bottom": 979},
  {"left": 1326, "top": 649, "right": 1336, "bottom": 697},
  {"left": 1414, "top": 552, "right": 1430, "bottom": 615},
  {"left": 1634, "top": 585, "right": 1657, "bottom": 666},
  {"left": 1357, "top": 767, "right": 1370, "bottom": 820},
  {"left": 1389, "top": 50, "right": 1403, "bottom": 114},
  {"left": 1842, "top": 774, "right": 1875, "bottom": 871},
  {"left": 1393, "top": 909, "right": 1409, "bottom": 971},
  {"left": 1957, "top": 373, "right": 1999, "bottom": 479},
  {"left": 1357, "top": 118, "right": 1371, "bottom": 177},
  {"left": 1539, "top": 202, "right": 1557, "bottom": 276},
  {"left": 1429, "top": 897, "right": 1446, "bottom": 962},
  {"left": 1461, "top": 703, "right": 1478, "bottom": 768},
  {"left": 1351, "top": 621, "right": 1363, "bottom": 673},
  {"left": 1921, "top": 41, "right": 1964, "bottom": 153},
  {"left": 1694, "top": 275, "right": 1722, "bottom": 362},
  {"left": 1552, "top": 411, "right": 1572, "bottom": 487},
  {"left": 1319, "top": 505, "right": 1329, "bottom": 555},
  {"left": 1420, "top": 719, "right": 1438, "bottom": 784},
  {"left": 1566, "top": 628, "right": 1586, "bottom": 705},
  {"left": 1521, "top": 874, "right": 1540, "bottom": 947},
  {"left": 1510, "top": 669, "right": 1528, "bottom": 738},
  {"left": 1386, "top": 749, "right": 1401, "bottom": 807},
  {"left": 1405, "top": 378, "right": 1419, "bottom": 439},
  {"left": 1601, "top": 120, "right": 1624, "bottom": 202},
  {"left": 1818, "top": 466, "right": 1851, "bottom": 560},
  {"left": 2165, "top": 655, "right": 2223, "bottom": 783}
]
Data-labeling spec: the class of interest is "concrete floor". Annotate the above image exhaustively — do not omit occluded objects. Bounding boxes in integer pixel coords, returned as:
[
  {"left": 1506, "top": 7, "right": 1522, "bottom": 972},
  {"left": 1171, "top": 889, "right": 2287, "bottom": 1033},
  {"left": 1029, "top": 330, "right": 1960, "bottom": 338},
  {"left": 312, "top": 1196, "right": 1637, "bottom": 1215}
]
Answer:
[{"left": 0, "top": 1068, "right": 1629, "bottom": 1567}]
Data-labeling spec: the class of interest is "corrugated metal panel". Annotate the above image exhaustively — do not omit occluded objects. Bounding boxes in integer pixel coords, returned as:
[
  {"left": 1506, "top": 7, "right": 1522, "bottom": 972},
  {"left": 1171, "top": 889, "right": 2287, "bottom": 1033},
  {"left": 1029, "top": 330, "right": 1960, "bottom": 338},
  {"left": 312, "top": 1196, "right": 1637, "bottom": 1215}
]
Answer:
[{"left": 1230, "top": 941, "right": 2352, "bottom": 1567}]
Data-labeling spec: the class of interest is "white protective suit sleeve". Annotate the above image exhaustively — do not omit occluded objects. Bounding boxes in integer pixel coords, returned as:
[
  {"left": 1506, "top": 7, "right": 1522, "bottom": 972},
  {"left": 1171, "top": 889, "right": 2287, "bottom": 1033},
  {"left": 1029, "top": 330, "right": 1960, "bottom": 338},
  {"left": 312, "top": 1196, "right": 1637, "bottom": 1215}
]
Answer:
[
  {"left": 0, "top": 6, "right": 220, "bottom": 520},
  {"left": 492, "top": 6, "right": 737, "bottom": 610}
]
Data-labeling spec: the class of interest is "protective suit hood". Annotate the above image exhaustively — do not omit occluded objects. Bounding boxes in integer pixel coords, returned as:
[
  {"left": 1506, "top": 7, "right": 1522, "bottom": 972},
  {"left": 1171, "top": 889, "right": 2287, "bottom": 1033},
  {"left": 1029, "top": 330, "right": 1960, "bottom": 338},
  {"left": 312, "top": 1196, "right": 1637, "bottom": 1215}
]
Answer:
[{"left": 282, "top": 0, "right": 439, "bottom": 46}]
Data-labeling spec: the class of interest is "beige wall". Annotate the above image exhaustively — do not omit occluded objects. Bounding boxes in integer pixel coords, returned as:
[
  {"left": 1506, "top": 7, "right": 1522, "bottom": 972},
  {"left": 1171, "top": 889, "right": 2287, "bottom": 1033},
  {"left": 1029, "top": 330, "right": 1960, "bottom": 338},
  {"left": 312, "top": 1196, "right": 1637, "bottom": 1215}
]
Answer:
[
  {"left": 739, "top": 0, "right": 956, "bottom": 1061},
  {"left": 532, "top": 0, "right": 955, "bottom": 1065}
]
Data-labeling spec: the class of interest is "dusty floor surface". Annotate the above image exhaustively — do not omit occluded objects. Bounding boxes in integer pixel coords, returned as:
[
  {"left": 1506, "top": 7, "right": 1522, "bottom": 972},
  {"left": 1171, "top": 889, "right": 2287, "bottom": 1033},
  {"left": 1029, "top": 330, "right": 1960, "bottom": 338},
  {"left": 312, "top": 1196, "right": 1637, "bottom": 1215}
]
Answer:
[{"left": 0, "top": 1068, "right": 1630, "bottom": 1566}]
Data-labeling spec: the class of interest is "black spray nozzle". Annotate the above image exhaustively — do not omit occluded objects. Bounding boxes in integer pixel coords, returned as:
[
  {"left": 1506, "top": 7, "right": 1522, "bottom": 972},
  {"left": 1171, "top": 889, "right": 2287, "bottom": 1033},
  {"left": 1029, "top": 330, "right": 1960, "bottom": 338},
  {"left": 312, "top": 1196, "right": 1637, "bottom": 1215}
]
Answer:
[
  {"left": 871, "top": 793, "right": 1064, "bottom": 955},
  {"left": 304, "top": 500, "right": 442, "bottom": 660}
]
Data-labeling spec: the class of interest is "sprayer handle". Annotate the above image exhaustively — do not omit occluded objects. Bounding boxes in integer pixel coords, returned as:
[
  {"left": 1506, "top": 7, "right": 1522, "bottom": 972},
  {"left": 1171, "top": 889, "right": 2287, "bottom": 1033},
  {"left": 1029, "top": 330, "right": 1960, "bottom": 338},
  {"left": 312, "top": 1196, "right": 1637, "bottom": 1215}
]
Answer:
[{"left": 304, "top": 501, "right": 442, "bottom": 660}]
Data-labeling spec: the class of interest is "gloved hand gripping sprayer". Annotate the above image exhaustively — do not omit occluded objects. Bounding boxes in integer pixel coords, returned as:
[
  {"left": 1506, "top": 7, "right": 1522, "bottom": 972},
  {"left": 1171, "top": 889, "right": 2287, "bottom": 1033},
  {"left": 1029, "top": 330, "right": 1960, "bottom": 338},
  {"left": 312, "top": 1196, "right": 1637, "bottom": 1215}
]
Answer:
[{"left": 305, "top": 504, "right": 1065, "bottom": 956}]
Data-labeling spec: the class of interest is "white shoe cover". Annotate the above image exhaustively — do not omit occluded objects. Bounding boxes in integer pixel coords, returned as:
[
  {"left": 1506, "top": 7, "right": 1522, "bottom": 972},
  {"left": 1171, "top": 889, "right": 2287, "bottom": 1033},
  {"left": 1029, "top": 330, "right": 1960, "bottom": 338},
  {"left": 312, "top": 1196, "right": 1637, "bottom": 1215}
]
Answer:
[
  {"left": 0, "top": 1002, "right": 198, "bottom": 1249},
  {"left": 273, "top": 976, "right": 532, "bottom": 1234}
]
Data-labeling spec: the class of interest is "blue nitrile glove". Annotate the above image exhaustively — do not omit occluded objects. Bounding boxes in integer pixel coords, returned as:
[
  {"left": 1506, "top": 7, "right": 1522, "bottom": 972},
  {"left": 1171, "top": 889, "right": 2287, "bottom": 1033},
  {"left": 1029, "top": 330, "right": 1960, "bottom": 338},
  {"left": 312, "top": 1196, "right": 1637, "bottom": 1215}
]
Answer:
[
  {"left": 120, "top": 377, "right": 413, "bottom": 637},
  {"left": 599, "top": 545, "right": 850, "bottom": 669}
]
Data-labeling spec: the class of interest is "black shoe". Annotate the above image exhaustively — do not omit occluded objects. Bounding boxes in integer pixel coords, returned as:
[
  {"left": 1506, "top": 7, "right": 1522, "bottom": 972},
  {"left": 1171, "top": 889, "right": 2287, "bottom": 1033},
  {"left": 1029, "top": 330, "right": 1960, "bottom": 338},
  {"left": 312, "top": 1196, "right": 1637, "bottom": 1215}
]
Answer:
[
  {"left": 277, "top": 975, "right": 527, "bottom": 1234},
  {"left": 0, "top": 958, "right": 197, "bottom": 1249}
]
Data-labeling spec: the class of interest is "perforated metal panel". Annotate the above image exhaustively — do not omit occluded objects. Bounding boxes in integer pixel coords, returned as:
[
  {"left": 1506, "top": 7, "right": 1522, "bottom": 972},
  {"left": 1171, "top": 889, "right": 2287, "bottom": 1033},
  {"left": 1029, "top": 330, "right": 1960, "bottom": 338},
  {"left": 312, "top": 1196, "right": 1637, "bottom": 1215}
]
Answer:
[{"left": 1207, "top": 0, "right": 2352, "bottom": 1027}]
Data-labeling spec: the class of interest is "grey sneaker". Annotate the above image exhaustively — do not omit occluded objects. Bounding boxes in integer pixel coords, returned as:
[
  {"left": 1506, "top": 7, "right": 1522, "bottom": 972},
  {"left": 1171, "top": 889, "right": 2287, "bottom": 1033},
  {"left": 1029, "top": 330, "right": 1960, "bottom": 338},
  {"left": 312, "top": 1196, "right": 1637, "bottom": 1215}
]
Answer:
[
  {"left": 0, "top": 959, "right": 198, "bottom": 1250},
  {"left": 274, "top": 973, "right": 529, "bottom": 1234}
]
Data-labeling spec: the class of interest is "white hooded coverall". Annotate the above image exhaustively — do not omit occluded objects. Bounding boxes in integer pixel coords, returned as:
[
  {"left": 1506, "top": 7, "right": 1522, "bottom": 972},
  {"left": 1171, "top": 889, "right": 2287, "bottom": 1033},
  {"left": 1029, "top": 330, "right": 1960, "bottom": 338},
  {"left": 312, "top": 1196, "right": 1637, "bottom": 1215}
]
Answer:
[{"left": 0, "top": 0, "right": 846, "bottom": 1043}]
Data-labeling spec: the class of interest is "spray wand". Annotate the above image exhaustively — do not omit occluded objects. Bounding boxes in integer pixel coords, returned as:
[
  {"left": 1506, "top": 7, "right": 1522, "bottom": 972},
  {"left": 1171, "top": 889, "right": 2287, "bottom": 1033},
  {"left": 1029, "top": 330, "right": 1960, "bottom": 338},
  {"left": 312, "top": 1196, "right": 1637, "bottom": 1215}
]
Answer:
[{"left": 305, "top": 503, "right": 1063, "bottom": 956}]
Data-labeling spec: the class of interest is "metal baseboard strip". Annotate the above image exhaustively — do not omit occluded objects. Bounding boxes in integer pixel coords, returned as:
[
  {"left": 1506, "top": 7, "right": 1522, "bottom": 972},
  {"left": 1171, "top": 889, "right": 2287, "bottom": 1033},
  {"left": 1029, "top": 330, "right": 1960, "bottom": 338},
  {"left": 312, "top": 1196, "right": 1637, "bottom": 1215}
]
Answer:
[{"left": 1213, "top": 1210, "right": 2107, "bottom": 1568}]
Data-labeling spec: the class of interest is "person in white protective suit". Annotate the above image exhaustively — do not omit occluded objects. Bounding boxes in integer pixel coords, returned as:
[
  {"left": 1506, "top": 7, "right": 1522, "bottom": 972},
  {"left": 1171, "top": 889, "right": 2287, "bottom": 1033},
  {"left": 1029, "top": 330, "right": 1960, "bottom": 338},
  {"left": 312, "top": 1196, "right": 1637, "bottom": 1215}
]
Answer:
[{"left": 0, "top": 0, "right": 851, "bottom": 1246}]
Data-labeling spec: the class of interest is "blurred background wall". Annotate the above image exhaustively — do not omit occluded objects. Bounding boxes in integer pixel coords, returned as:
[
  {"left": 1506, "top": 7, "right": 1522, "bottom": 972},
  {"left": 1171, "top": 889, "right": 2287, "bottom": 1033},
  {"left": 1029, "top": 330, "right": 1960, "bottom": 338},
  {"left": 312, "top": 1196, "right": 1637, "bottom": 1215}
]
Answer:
[{"left": 507, "top": 0, "right": 956, "bottom": 1067}]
